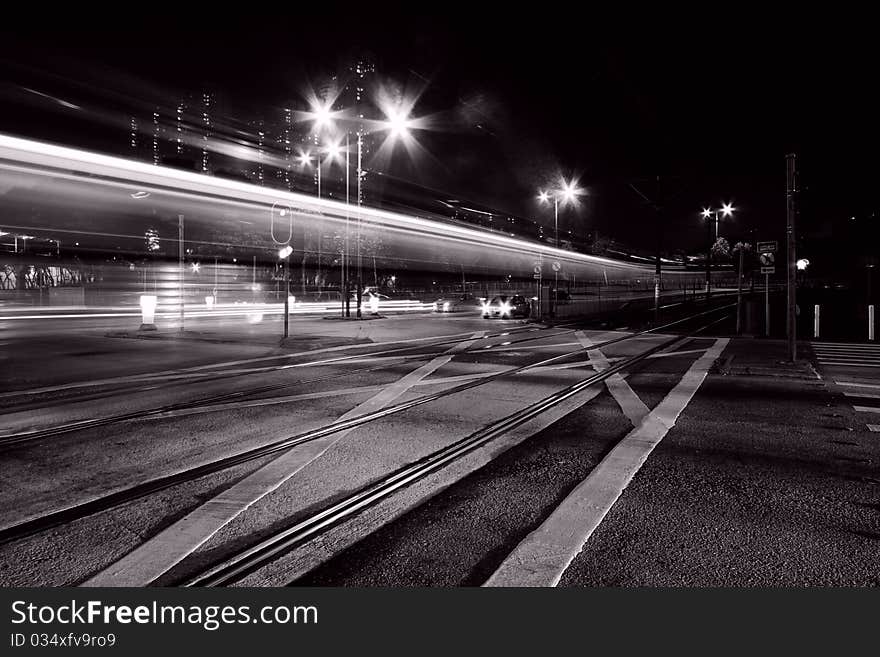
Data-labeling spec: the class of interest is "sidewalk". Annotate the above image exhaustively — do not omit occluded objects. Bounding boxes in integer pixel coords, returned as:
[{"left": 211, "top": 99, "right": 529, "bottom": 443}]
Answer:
[
  {"left": 557, "top": 336, "right": 880, "bottom": 586},
  {"left": 711, "top": 337, "right": 820, "bottom": 380}
]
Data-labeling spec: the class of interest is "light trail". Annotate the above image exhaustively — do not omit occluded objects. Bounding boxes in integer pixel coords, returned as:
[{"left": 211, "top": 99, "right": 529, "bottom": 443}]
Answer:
[{"left": 0, "top": 133, "right": 670, "bottom": 276}]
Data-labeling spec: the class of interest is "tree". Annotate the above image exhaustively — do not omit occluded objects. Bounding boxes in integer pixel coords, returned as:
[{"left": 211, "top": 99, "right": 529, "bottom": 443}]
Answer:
[{"left": 711, "top": 237, "right": 731, "bottom": 262}]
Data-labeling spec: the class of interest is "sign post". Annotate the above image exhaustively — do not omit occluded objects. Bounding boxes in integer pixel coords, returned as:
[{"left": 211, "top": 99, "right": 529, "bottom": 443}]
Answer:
[{"left": 758, "top": 241, "right": 777, "bottom": 338}]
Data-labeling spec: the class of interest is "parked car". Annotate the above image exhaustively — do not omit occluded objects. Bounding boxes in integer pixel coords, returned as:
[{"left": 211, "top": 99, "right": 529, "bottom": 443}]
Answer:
[
  {"left": 433, "top": 293, "right": 484, "bottom": 313},
  {"left": 482, "top": 294, "right": 530, "bottom": 319}
]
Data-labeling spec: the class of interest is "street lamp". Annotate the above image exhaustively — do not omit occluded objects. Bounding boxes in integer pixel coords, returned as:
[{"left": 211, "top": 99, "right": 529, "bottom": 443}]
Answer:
[
  {"left": 702, "top": 202, "right": 735, "bottom": 296},
  {"left": 538, "top": 179, "right": 583, "bottom": 317}
]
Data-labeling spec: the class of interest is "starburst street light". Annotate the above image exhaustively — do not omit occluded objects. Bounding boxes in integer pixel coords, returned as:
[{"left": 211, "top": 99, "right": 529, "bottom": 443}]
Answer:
[
  {"left": 702, "top": 202, "right": 737, "bottom": 295},
  {"left": 307, "top": 99, "right": 337, "bottom": 132},
  {"left": 383, "top": 107, "right": 412, "bottom": 140},
  {"left": 190, "top": 262, "right": 200, "bottom": 273},
  {"left": 324, "top": 140, "right": 343, "bottom": 161},
  {"left": 537, "top": 178, "right": 585, "bottom": 318}
]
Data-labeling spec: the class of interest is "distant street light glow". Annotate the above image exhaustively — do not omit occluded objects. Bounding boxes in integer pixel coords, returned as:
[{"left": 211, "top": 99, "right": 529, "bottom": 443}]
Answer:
[
  {"left": 190, "top": 262, "right": 200, "bottom": 273},
  {"left": 702, "top": 208, "right": 712, "bottom": 219},
  {"left": 383, "top": 107, "right": 412, "bottom": 139},
  {"left": 796, "top": 258, "right": 810, "bottom": 271},
  {"left": 278, "top": 245, "right": 293, "bottom": 259},
  {"left": 325, "top": 141, "right": 343, "bottom": 160},
  {"left": 309, "top": 100, "right": 336, "bottom": 131},
  {"left": 722, "top": 202, "right": 735, "bottom": 217}
]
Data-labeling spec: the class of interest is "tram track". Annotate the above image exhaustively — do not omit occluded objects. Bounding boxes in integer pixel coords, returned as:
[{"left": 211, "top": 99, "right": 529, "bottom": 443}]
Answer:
[
  {"left": 0, "top": 305, "right": 731, "bottom": 548},
  {"left": 183, "top": 311, "right": 731, "bottom": 586},
  {"left": 0, "top": 323, "right": 584, "bottom": 449}
]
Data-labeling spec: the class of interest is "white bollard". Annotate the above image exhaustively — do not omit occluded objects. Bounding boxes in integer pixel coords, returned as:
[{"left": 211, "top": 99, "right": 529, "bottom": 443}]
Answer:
[
  {"left": 139, "top": 294, "right": 158, "bottom": 331},
  {"left": 814, "top": 304, "right": 820, "bottom": 339},
  {"left": 870, "top": 304, "right": 875, "bottom": 341}
]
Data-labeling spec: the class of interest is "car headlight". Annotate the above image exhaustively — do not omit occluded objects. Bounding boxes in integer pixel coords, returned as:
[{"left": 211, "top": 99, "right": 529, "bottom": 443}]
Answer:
[
  {"left": 501, "top": 302, "right": 511, "bottom": 314},
  {"left": 443, "top": 302, "right": 450, "bottom": 311}
]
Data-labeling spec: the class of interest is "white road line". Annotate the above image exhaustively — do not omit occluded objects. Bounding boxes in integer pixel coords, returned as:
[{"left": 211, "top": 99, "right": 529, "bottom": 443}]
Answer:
[
  {"left": 835, "top": 380, "right": 880, "bottom": 390},
  {"left": 843, "top": 391, "right": 880, "bottom": 400},
  {"left": 813, "top": 341, "right": 880, "bottom": 348},
  {"left": 575, "top": 331, "right": 649, "bottom": 427},
  {"left": 853, "top": 406, "right": 880, "bottom": 414},
  {"left": 819, "top": 362, "right": 880, "bottom": 367},
  {"left": 81, "top": 331, "right": 487, "bottom": 587},
  {"left": 483, "top": 337, "right": 729, "bottom": 587},
  {"left": 868, "top": 425, "right": 880, "bottom": 432}
]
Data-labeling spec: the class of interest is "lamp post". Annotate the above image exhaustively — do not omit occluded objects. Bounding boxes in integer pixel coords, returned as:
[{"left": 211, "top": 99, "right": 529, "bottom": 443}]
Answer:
[
  {"left": 538, "top": 180, "right": 581, "bottom": 317},
  {"left": 701, "top": 202, "right": 734, "bottom": 298}
]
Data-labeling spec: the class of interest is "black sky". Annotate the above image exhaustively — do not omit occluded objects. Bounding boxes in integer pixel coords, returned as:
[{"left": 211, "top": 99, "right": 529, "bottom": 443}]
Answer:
[{"left": 1, "top": 12, "right": 877, "bottom": 260}]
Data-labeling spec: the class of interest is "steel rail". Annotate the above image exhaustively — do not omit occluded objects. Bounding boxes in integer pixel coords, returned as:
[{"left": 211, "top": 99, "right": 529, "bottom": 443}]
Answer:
[{"left": 0, "top": 304, "right": 731, "bottom": 546}]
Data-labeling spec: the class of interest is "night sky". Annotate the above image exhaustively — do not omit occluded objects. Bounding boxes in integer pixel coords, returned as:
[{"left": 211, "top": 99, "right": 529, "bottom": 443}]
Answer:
[{"left": 1, "top": 13, "right": 877, "bottom": 270}]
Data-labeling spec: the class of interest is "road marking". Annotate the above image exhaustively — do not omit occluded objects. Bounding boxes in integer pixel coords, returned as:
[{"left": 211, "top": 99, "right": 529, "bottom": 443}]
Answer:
[
  {"left": 484, "top": 337, "right": 729, "bottom": 587},
  {"left": 835, "top": 380, "right": 880, "bottom": 390},
  {"left": 575, "top": 331, "right": 649, "bottom": 427},
  {"left": 237, "top": 381, "right": 613, "bottom": 586},
  {"left": 819, "top": 362, "right": 880, "bottom": 367},
  {"left": 843, "top": 391, "right": 880, "bottom": 400},
  {"left": 868, "top": 425, "right": 880, "bottom": 432},
  {"left": 813, "top": 341, "right": 880, "bottom": 348},
  {"left": 853, "top": 405, "right": 880, "bottom": 414},
  {"left": 82, "top": 331, "right": 486, "bottom": 587}
]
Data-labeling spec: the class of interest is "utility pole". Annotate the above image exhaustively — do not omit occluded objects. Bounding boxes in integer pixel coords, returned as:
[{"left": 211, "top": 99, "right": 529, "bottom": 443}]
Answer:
[
  {"left": 654, "top": 175, "right": 662, "bottom": 323},
  {"left": 786, "top": 153, "right": 798, "bottom": 362},
  {"left": 356, "top": 133, "right": 363, "bottom": 319},
  {"left": 344, "top": 134, "right": 351, "bottom": 318},
  {"left": 705, "top": 211, "right": 713, "bottom": 299},
  {"left": 178, "top": 214, "right": 184, "bottom": 332}
]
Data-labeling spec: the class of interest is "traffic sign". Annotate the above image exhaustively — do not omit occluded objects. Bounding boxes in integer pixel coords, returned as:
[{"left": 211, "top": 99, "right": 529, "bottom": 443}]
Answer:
[
  {"left": 551, "top": 261, "right": 562, "bottom": 272},
  {"left": 761, "top": 266, "right": 775, "bottom": 274},
  {"left": 760, "top": 252, "right": 775, "bottom": 266},
  {"left": 533, "top": 265, "right": 542, "bottom": 274},
  {"left": 533, "top": 273, "right": 542, "bottom": 279},
  {"left": 757, "top": 240, "right": 777, "bottom": 253}
]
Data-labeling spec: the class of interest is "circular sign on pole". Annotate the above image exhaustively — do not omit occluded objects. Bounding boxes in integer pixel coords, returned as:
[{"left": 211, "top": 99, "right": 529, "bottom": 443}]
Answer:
[
  {"left": 551, "top": 261, "right": 562, "bottom": 272},
  {"left": 760, "top": 252, "right": 775, "bottom": 266},
  {"left": 534, "top": 265, "right": 542, "bottom": 274}
]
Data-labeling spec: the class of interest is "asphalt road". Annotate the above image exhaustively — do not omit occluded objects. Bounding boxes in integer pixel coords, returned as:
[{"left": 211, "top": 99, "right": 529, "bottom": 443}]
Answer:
[{"left": 3, "top": 307, "right": 876, "bottom": 587}]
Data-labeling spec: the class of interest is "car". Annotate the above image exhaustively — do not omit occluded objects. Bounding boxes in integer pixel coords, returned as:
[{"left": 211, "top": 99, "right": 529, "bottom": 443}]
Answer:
[
  {"left": 482, "top": 294, "right": 531, "bottom": 319},
  {"left": 433, "top": 293, "right": 484, "bottom": 313}
]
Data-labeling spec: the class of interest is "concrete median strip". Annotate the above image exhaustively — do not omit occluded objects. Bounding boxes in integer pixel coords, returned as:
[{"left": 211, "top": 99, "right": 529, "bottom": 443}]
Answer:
[
  {"left": 81, "top": 331, "right": 487, "bottom": 587},
  {"left": 483, "top": 337, "right": 729, "bottom": 587}
]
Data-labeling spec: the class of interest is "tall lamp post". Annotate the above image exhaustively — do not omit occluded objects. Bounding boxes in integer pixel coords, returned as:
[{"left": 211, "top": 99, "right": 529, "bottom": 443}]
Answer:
[
  {"left": 538, "top": 180, "right": 581, "bottom": 317},
  {"left": 701, "top": 202, "right": 734, "bottom": 298}
]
